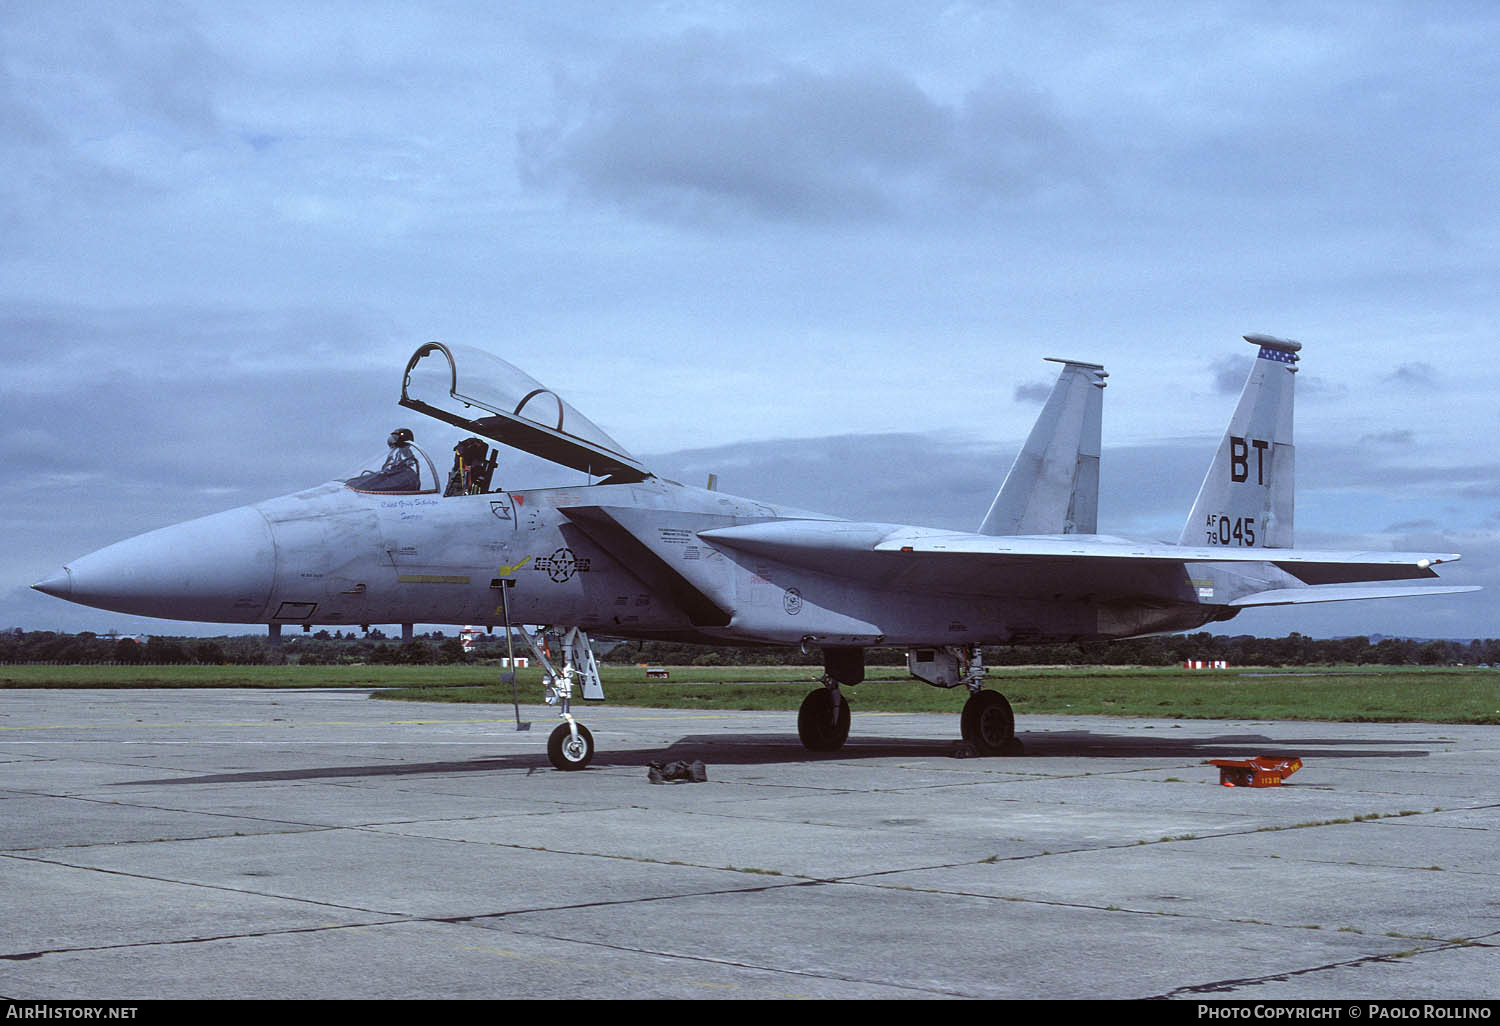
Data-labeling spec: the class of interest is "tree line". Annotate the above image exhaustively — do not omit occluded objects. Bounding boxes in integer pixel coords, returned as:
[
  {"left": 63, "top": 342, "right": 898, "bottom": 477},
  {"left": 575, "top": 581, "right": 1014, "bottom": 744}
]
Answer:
[{"left": 3, "top": 629, "right": 1496, "bottom": 668}]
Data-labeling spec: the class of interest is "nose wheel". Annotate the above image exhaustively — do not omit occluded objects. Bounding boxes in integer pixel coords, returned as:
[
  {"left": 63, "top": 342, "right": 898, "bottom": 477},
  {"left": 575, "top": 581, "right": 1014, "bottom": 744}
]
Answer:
[{"left": 547, "top": 721, "right": 595, "bottom": 770}]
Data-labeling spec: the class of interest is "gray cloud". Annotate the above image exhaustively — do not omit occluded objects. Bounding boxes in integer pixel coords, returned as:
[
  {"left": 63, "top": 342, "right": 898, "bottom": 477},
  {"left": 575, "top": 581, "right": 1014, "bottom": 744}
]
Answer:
[
  {"left": 1, "top": 303, "right": 410, "bottom": 501},
  {"left": 1295, "top": 375, "right": 1349, "bottom": 400},
  {"left": 0, "top": 6, "right": 225, "bottom": 235},
  {"left": 647, "top": 432, "right": 1002, "bottom": 530},
  {"left": 1385, "top": 519, "right": 1439, "bottom": 532},
  {"left": 1014, "top": 381, "right": 1052, "bottom": 404},
  {"left": 1359, "top": 429, "right": 1415, "bottom": 446},
  {"left": 518, "top": 33, "right": 1087, "bottom": 224},
  {"left": 1211, "top": 355, "right": 1252, "bottom": 395},
  {"left": 1388, "top": 362, "right": 1439, "bottom": 388},
  {"left": 1303, "top": 444, "right": 1500, "bottom": 498}
]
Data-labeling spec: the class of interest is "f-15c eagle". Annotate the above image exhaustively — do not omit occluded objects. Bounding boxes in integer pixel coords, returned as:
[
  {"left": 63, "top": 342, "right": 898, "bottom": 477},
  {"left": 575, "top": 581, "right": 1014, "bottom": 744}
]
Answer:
[{"left": 34, "top": 335, "right": 1475, "bottom": 769}]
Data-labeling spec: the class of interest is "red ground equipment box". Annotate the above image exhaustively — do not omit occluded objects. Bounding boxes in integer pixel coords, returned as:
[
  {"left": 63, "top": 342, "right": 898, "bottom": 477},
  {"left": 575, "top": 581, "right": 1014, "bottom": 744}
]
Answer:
[{"left": 1208, "top": 756, "right": 1303, "bottom": 787}]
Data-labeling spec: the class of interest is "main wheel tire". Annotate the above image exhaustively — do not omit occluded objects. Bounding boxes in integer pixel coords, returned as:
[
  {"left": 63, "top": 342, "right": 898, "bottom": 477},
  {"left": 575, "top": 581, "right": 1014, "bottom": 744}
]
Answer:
[
  {"left": 547, "top": 722, "right": 595, "bottom": 770},
  {"left": 797, "top": 688, "right": 851, "bottom": 752},
  {"left": 960, "top": 690, "right": 1016, "bottom": 756}
]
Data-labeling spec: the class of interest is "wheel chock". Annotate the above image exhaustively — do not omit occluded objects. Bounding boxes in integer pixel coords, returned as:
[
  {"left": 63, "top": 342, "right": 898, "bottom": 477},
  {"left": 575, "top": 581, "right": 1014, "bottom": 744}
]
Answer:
[{"left": 1208, "top": 756, "right": 1302, "bottom": 787}]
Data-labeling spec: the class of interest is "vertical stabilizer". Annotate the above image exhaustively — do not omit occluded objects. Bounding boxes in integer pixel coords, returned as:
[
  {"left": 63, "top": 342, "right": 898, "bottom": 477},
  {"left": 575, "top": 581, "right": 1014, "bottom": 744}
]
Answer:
[
  {"left": 980, "top": 358, "right": 1107, "bottom": 536},
  {"left": 1178, "top": 334, "right": 1299, "bottom": 548}
]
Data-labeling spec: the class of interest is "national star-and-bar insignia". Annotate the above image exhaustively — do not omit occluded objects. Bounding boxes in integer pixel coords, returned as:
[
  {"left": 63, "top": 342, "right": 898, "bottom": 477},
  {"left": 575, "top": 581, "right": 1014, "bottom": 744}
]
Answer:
[{"left": 534, "top": 547, "right": 590, "bottom": 582}]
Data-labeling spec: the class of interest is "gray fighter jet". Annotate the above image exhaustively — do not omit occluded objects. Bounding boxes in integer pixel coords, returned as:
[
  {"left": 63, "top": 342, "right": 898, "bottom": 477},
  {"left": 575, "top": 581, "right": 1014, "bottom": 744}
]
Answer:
[{"left": 33, "top": 336, "right": 1476, "bottom": 769}]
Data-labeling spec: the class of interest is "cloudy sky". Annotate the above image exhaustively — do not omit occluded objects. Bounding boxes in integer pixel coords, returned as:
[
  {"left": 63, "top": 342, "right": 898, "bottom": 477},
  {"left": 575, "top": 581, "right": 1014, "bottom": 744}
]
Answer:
[{"left": 4, "top": 2, "right": 1496, "bottom": 640}]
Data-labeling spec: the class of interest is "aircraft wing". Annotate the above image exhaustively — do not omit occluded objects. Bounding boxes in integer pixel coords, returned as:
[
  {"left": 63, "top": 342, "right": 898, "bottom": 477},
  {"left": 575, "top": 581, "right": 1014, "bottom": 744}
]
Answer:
[{"left": 697, "top": 520, "right": 1464, "bottom": 602}]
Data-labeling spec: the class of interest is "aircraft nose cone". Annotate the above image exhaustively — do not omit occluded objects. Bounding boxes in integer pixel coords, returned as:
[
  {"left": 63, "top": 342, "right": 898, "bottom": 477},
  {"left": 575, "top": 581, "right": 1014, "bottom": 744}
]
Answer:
[
  {"left": 37, "top": 505, "right": 277, "bottom": 622},
  {"left": 32, "top": 568, "right": 72, "bottom": 600}
]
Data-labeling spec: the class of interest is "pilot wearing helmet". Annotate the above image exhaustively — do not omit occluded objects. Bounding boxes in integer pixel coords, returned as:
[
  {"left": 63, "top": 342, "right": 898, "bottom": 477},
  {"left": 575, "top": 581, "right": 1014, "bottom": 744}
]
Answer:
[{"left": 347, "top": 428, "right": 422, "bottom": 493}]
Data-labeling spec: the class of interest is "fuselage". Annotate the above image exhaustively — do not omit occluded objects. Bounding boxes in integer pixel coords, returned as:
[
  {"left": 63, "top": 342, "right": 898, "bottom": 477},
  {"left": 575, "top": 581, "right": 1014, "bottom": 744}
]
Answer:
[{"left": 37, "top": 472, "right": 1236, "bottom": 646}]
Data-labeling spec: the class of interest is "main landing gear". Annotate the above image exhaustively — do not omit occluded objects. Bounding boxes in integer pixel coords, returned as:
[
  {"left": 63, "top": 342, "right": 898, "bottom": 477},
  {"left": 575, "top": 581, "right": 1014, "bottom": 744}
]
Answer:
[
  {"left": 798, "top": 686, "right": 850, "bottom": 751},
  {"left": 960, "top": 689, "right": 1023, "bottom": 756},
  {"left": 793, "top": 643, "right": 1024, "bottom": 758},
  {"left": 797, "top": 645, "right": 861, "bottom": 753},
  {"left": 910, "top": 644, "right": 1024, "bottom": 757}
]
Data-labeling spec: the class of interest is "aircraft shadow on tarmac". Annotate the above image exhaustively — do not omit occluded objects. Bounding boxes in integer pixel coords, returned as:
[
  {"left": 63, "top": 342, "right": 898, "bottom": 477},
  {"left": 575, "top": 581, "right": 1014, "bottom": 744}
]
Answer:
[{"left": 113, "top": 727, "right": 1431, "bottom": 788}]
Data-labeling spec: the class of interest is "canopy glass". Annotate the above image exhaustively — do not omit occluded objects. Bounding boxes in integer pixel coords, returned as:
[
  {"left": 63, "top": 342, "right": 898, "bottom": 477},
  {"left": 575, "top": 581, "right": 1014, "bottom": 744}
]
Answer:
[{"left": 399, "top": 342, "right": 651, "bottom": 483}]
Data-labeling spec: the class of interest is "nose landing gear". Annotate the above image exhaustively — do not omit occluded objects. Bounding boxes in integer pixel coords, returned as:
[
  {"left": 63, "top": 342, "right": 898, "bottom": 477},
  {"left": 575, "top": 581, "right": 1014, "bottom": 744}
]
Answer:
[{"left": 512, "top": 622, "right": 604, "bottom": 771}]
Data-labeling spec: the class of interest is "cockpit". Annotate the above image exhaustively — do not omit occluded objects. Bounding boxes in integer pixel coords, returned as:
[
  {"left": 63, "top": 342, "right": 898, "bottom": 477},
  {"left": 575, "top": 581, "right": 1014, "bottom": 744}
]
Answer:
[
  {"left": 344, "top": 429, "right": 441, "bottom": 495},
  {"left": 344, "top": 430, "right": 503, "bottom": 497}
]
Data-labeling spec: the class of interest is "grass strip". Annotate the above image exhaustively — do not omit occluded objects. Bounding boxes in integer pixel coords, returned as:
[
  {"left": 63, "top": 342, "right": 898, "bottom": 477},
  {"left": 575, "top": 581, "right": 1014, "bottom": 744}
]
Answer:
[{"left": 7, "top": 664, "right": 1492, "bottom": 723}]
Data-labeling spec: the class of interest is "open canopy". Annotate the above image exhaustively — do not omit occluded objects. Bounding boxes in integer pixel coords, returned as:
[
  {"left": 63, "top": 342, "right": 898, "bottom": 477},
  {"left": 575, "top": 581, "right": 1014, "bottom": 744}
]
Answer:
[{"left": 399, "top": 342, "right": 652, "bottom": 483}]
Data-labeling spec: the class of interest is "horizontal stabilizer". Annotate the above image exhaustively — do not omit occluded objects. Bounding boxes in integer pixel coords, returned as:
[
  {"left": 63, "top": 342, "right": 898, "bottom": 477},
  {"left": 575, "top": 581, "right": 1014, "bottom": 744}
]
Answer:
[{"left": 1231, "top": 585, "right": 1481, "bottom": 607}]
